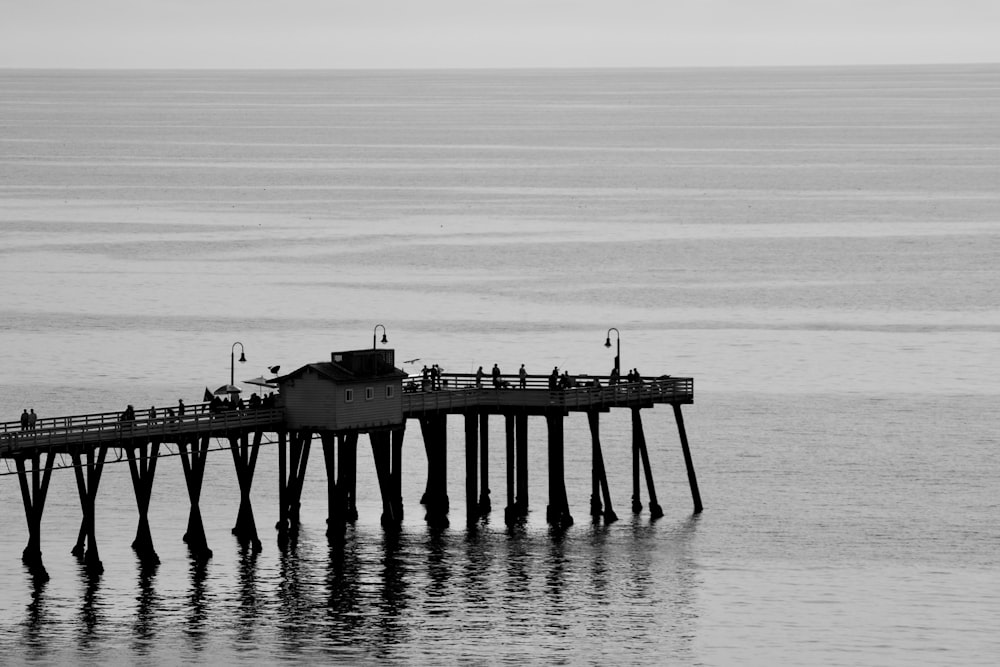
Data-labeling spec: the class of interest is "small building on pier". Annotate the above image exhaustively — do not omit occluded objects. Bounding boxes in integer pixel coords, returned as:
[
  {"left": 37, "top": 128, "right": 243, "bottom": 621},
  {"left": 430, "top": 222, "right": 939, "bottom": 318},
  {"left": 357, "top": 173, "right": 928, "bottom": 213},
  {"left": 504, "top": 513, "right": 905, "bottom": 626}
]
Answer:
[{"left": 274, "top": 349, "right": 408, "bottom": 432}]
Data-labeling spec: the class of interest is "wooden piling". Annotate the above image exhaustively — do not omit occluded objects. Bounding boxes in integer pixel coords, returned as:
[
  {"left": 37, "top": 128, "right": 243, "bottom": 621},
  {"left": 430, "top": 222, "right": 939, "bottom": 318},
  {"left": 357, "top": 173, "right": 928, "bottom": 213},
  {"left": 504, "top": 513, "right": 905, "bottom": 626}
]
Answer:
[
  {"left": 632, "top": 408, "right": 663, "bottom": 519},
  {"left": 71, "top": 445, "right": 107, "bottom": 573},
  {"left": 281, "top": 430, "right": 312, "bottom": 538},
  {"left": 420, "top": 415, "right": 449, "bottom": 527},
  {"left": 504, "top": 413, "right": 515, "bottom": 523},
  {"left": 587, "top": 411, "right": 617, "bottom": 523},
  {"left": 126, "top": 441, "right": 160, "bottom": 564},
  {"left": 229, "top": 432, "right": 262, "bottom": 552},
  {"left": 478, "top": 412, "right": 491, "bottom": 515},
  {"left": 673, "top": 404, "right": 703, "bottom": 514},
  {"left": 15, "top": 449, "right": 55, "bottom": 577},
  {"left": 545, "top": 412, "right": 573, "bottom": 527},
  {"left": 179, "top": 435, "right": 213, "bottom": 561},
  {"left": 321, "top": 431, "right": 343, "bottom": 538},
  {"left": 370, "top": 429, "right": 403, "bottom": 528},
  {"left": 515, "top": 412, "right": 529, "bottom": 518},
  {"left": 391, "top": 428, "right": 404, "bottom": 522},
  {"left": 464, "top": 412, "right": 478, "bottom": 526},
  {"left": 341, "top": 432, "right": 359, "bottom": 522}
]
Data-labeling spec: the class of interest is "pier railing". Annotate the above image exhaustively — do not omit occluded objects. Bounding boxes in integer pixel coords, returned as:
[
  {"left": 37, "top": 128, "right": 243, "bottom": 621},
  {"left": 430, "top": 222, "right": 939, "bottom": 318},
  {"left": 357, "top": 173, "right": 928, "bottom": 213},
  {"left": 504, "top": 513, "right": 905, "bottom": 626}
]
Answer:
[
  {"left": 1, "top": 404, "right": 285, "bottom": 456},
  {"left": 402, "top": 374, "right": 692, "bottom": 414}
]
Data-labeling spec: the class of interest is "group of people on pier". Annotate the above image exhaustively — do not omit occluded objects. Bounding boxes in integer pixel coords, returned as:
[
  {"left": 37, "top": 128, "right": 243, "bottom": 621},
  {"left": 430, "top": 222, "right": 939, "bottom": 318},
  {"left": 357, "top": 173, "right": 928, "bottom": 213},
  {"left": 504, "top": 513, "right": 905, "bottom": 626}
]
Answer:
[
  {"left": 405, "top": 362, "right": 649, "bottom": 393},
  {"left": 113, "top": 392, "right": 279, "bottom": 427},
  {"left": 209, "top": 391, "right": 277, "bottom": 413}
]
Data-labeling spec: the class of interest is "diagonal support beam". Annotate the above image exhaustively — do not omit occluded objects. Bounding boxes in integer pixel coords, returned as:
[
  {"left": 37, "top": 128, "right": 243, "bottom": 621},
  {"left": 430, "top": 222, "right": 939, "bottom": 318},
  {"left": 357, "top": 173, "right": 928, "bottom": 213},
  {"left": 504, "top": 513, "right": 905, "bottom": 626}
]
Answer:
[
  {"left": 588, "top": 411, "right": 617, "bottom": 523},
  {"left": 230, "top": 432, "right": 262, "bottom": 552},
  {"left": 632, "top": 408, "right": 663, "bottom": 519},
  {"left": 673, "top": 404, "right": 703, "bottom": 514},
  {"left": 179, "top": 435, "right": 213, "bottom": 561},
  {"left": 278, "top": 430, "right": 311, "bottom": 545},
  {"left": 70, "top": 446, "right": 108, "bottom": 573},
  {"left": 126, "top": 441, "right": 160, "bottom": 565},
  {"left": 15, "top": 449, "right": 55, "bottom": 577}
]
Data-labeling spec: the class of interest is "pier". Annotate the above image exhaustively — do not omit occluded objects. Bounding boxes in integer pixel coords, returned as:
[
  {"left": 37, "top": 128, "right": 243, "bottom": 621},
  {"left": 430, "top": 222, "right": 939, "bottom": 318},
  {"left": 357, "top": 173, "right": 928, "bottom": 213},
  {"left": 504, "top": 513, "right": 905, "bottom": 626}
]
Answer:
[{"left": 1, "top": 351, "right": 700, "bottom": 579}]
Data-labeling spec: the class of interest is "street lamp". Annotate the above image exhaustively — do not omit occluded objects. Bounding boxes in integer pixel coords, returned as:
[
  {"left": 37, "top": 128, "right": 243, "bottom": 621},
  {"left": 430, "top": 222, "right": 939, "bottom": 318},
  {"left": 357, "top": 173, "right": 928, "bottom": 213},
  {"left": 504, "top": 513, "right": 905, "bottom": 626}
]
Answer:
[
  {"left": 231, "top": 341, "right": 246, "bottom": 386},
  {"left": 604, "top": 327, "right": 620, "bottom": 379},
  {"left": 373, "top": 324, "right": 388, "bottom": 349}
]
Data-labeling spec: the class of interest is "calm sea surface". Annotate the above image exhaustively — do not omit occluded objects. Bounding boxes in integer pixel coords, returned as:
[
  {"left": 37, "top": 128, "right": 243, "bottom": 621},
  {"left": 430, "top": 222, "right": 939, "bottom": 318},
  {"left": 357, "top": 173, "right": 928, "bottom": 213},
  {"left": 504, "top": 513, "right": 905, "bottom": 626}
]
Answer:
[{"left": 1, "top": 66, "right": 999, "bottom": 665}]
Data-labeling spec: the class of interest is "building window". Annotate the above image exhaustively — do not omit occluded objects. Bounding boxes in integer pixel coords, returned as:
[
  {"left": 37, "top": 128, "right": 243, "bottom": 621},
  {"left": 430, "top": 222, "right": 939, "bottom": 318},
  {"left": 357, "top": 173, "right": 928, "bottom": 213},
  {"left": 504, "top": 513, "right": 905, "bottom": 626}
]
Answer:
[
  {"left": 365, "top": 386, "right": 374, "bottom": 400},
  {"left": 345, "top": 389, "right": 354, "bottom": 403},
  {"left": 386, "top": 384, "right": 395, "bottom": 399}
]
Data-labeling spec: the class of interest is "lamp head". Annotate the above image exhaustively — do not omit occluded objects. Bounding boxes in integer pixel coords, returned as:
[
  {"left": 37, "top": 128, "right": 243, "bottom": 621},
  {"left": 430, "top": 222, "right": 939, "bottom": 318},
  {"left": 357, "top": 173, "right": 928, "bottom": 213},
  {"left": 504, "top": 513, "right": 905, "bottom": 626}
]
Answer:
[
  {"left": 380, "top": 333, "right": 388, "bottom": 344},
  {"left": 238, "top": 352, "right": 247, "bottom": 363},
  {"left": 604, "top": 337, "right": 611, "bottom": 348}
]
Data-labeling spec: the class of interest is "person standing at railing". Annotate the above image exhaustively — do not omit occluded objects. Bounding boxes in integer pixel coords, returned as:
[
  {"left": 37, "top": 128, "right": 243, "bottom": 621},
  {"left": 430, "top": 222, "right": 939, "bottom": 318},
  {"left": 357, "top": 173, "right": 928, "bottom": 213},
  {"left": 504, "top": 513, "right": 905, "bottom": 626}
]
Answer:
[
  {"left": 178, "top": 399, "right": 185, "bottom": 417},
  {"left": 549, "top": 367, "right": 559, "bottom": 390},
  {"left": 476, "top": 366, "right": 484, "bottom": 388},
  {"left": 519, "top": 364, "right": 527, "bottom": 389},
  {"left": 28, "top": 409, "right": 37, "bottom": 430},
  {"left": 20, "top": 409, "right": 29, "bottom": 431},
  {"left": 491, "top": 363, "right": 501, "bottom": 388},
  {"left": 610, "top": 366, "right": 620, "bottom": 385}
]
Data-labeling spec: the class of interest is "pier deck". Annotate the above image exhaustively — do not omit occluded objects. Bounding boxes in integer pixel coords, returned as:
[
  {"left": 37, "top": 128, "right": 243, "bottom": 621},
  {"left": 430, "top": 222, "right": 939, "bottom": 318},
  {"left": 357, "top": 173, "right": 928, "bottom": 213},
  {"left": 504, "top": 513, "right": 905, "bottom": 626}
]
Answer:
[{"left": 2, "top": 374, "right": 692, "bottom": 457}]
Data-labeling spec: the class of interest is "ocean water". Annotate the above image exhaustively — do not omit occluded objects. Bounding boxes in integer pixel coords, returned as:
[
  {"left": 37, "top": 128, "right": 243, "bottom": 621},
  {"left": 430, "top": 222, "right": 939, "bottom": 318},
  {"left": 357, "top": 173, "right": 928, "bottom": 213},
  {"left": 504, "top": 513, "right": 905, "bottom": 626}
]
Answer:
[{"left": 1, "top": 66, "right": 999, "bottom": 665}]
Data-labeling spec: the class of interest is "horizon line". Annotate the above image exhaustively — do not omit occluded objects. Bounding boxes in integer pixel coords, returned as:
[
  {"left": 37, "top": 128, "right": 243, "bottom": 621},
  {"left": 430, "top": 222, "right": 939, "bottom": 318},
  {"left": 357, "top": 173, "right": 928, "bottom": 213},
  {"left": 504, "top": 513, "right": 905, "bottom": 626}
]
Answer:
[{"left": 2, "top": 61, "right": 998, "bottom": 73}]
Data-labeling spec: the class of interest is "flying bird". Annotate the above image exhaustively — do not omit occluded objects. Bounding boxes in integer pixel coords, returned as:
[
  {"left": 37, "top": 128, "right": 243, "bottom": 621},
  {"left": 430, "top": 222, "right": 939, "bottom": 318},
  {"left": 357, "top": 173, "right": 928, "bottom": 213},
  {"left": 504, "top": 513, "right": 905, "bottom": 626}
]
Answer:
[
  {"left": 403, "top": 358, "right": 420, "bottom": 364},
  {"left": 268, "top": 365, "right": 281, "bottom": 374}
]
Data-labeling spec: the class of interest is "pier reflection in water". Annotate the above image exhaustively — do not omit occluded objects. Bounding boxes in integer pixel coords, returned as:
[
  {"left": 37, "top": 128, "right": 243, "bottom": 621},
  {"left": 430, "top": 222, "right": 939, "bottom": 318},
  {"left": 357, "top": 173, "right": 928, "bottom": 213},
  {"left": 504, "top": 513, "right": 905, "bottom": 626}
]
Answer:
[{"left": 7, "top": 517, "right": 700, "bottom": 663}]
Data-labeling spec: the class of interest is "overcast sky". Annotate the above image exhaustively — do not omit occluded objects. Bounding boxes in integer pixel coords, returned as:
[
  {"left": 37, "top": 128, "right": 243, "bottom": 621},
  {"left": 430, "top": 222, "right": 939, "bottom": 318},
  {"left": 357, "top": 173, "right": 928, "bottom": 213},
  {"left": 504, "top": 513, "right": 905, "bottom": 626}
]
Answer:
[{"left": 2, "top": 0, "right": 998, "bottom": 69}]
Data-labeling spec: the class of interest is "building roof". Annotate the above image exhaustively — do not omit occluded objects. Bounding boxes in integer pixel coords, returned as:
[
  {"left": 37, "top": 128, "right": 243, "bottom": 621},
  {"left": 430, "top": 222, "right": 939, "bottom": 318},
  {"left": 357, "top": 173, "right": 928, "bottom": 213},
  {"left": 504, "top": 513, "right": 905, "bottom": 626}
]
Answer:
[{"left": 274, "top": 349, "right": 408, "bottom": 386}]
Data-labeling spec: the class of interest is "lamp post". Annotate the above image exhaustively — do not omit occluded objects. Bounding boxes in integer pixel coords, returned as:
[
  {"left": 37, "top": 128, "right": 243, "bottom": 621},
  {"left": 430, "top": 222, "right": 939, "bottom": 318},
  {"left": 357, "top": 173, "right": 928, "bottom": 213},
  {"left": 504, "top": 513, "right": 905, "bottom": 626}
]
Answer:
[
  {"left": 231, "top": 341, "right": 246, "bottom": 386},
  {"left": 604, "top": 327, "right": 620, "bottom": 379},
  {"left": 373, "top": 324, "right": 388, "bottom": 349}
]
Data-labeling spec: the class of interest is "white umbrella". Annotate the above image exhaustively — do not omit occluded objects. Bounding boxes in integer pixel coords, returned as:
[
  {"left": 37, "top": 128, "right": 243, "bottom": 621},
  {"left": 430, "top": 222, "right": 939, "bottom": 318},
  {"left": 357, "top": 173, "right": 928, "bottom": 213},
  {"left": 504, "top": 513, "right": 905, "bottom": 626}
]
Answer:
[{"left": 242, "top": 376, "right": 277, "bottom": 389}]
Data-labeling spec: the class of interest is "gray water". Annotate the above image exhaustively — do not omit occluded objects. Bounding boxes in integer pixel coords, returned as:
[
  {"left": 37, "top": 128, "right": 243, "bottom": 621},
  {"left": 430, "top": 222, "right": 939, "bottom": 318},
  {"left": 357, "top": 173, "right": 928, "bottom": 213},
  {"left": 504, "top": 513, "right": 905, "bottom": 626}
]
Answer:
[{"left": 1, "top": 66, "right": 999, "bottom": 665}]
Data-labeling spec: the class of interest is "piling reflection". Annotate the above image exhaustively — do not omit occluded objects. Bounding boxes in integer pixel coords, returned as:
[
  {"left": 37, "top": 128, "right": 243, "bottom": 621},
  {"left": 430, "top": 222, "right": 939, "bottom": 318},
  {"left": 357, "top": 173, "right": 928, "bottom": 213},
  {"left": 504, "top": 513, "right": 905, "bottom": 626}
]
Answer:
[
  {"left": 276, "top": 532, "right": 311, "bottom": 654},
  {"left": 325, "top": 531, "right": 363, "bottom": 643},
  {"left": 502, "top": 533, "right": 531, "bottom": 631},
  {"left": 235, "top": 545, "right": 260, "bottom": 647},
  {"left": 132, "top": 561, "right": 159, "bottom": 653},
  {"left": 588, "top": 523, "right": 611, "bottom": 604},
  {"left": 462, "top": 529, "right": 493, "bottom": 608},
  {"left": 21, "top": 568, "right": 51, "bottom": 659},
  {"left": 77, "top": 566, "right": 104, "bottom": 649},
  {"left": 543, "top": 529, "right": 570, "bottom": 633},
  {"left": 424, "top": 527, "right": 451, "bottom": 612},
  {"left": 621, "top": 513, "right": 700, "bottom": 659},
  {"left": 184, "top": 556, "right": 209, "bottom": 652},
  {"left": 373, "top": 529, "right": 410, "bottom": 656}
]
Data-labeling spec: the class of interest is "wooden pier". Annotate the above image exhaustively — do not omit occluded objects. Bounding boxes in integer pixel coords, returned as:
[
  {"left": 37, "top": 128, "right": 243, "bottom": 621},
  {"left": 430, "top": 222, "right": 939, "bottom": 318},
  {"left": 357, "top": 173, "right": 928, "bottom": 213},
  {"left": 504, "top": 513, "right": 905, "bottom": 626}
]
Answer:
[{"left": 1, "top": 368, "right": 700, "bottom": 579}]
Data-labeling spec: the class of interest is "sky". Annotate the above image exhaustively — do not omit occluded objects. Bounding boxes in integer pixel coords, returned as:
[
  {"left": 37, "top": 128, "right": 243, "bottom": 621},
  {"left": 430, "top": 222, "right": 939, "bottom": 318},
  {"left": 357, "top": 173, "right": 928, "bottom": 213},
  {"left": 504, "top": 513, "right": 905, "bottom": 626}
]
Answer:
[{"left": 1, "top": 0, "right": 998, "bottom": 69}]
